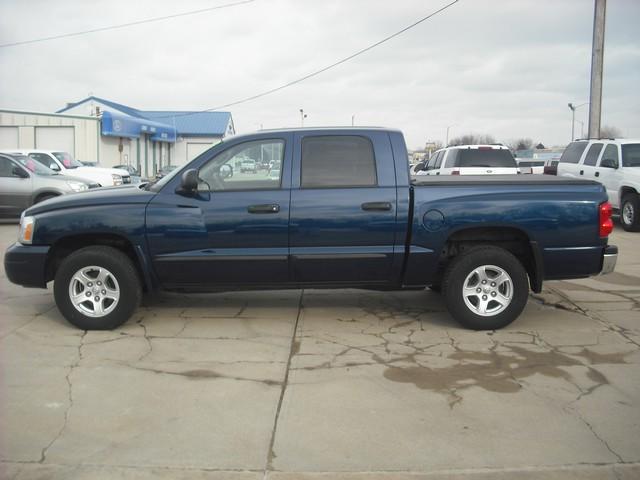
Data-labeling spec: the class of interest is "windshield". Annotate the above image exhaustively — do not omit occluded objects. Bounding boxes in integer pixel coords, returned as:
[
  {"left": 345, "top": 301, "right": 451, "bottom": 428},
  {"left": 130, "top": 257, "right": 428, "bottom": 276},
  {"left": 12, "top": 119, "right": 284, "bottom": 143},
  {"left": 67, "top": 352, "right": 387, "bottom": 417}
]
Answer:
[
  {"left": 53, "top": 151, "right": 84, "bottom": 169},
  {"left": 15, "top": 155, "right": 58, "bottom": 175},
  {"left": 622, "top": 144, "right": 640, "bottom": 167}
]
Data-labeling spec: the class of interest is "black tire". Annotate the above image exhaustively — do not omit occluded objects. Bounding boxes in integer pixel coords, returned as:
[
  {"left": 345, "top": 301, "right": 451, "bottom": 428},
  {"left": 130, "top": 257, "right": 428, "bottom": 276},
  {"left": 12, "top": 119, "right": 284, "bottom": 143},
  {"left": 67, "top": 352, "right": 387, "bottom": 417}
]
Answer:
[
  {"left": 442, "top": 246, "right": 529, "bottom": 330},
  {"left": 53, "top": 246, "right": 141, "bottom": 330},
  {"left": 621, "top": 194, "right": 640, "bottom": 232},
  {"left": 34, "top": 193, "right": 58, "bottom": 204}
]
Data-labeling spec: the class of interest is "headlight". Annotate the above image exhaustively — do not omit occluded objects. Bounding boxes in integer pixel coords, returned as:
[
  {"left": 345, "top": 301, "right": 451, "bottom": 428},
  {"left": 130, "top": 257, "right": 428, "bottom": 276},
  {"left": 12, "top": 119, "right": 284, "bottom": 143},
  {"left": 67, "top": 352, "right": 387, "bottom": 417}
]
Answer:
[
  {"left": 111, "top": 174, "right": 123, "bottom": 186},
  {"left": 18, "top": 215, "right": 36, "bottom": 245},
  {"left": 66, "top": 181, "right": 88, "bottom": 192}
]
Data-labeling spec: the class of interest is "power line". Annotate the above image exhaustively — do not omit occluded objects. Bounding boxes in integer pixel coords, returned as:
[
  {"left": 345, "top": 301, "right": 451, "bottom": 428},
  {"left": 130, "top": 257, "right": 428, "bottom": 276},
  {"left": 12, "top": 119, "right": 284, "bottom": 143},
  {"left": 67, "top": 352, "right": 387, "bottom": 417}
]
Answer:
[
  {"left": 156, "top": 0, "right": 460, "bottom": 119},
  {"left": 0, "top": 0, "right": 256, "bottom": 48}
]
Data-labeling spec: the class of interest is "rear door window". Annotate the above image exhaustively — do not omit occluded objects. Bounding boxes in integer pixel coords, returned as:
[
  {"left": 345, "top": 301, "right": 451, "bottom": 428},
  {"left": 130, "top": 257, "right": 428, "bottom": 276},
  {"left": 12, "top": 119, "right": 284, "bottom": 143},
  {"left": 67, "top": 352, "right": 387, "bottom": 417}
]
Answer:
[
  {"left": 301, "top": 135, "right": 377, "bottom": 188},
  {"left": 434, "top": 151, "right": 445, "bottom": 169},
  {"left": 583, "top": 143, "right": 603, "bottom": 166},
  {"left": 599, "top": 144, "right": 619, "bottom": 167},
  {"left": 559, "top": 142, "right": 588, "bottom": 164}
]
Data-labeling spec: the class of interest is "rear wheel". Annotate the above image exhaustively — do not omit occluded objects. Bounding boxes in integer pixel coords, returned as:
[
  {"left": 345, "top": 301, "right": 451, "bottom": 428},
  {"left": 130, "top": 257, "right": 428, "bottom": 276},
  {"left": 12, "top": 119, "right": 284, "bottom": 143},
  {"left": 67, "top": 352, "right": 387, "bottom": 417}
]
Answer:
[
  {"left": 621, "top": 194, "right": 640, "bottom": 232},
  {"left": 53, "top": 246, "right": 141, "bottom": 330},
  {"left": 442, "top": 246, "right": 529, "bottom": 330}
]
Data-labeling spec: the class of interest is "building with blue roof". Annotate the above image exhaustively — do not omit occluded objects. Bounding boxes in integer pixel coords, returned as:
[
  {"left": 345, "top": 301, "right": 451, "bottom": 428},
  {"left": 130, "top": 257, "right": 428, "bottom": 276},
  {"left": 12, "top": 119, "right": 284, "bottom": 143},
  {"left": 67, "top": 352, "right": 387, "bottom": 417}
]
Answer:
[{"left": 57, "top": 96, "right": 234, "bottom": 177}]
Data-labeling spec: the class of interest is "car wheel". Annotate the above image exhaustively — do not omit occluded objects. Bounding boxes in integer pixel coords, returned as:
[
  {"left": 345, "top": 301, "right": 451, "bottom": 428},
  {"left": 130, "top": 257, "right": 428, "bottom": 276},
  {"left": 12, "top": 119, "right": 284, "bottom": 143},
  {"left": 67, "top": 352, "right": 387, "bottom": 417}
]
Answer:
[
  {"left": 442, "top": 246, "right": 529, "bottom": 330},
  {"left": 621, "top": 194, "right": 640, "bottom": 232},
  {"left": 53, "top": 246, "right": 141, "bottom": 330},
  {"left": 34, "top": 193, "right": 58, "bottom": 204}
]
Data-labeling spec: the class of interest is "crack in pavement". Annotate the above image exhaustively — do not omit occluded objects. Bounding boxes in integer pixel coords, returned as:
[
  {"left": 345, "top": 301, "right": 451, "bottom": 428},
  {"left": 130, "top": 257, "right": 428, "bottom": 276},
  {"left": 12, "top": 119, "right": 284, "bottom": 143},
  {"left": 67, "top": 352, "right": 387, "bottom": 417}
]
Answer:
[
  {"left": 39, "top": 329, "right": 87, "bottom": 463},
  {"left": 263, "top": 289, "right": 304, "bottom": 478}
]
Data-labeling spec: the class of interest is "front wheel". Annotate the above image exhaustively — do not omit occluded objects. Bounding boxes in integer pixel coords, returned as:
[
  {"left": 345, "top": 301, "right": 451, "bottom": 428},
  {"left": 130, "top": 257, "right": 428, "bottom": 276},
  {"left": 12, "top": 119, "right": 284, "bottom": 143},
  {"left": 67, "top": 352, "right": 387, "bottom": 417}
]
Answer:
[
  {"left": 53, "top": 246, "right": 141, "bottom": 330},
  {"left": 621, "top": 194, "right": 640, "bottom": 232},
  {"left": 442, "top": 246, "right": 529, "bottom": 330}
]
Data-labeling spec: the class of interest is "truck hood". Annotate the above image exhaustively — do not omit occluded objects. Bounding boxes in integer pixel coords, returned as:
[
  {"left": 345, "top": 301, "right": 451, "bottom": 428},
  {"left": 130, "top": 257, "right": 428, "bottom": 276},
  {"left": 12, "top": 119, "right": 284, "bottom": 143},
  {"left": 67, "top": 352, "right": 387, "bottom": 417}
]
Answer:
[{"left": 25, "top": 185, "right": 156, "bottom": 216}]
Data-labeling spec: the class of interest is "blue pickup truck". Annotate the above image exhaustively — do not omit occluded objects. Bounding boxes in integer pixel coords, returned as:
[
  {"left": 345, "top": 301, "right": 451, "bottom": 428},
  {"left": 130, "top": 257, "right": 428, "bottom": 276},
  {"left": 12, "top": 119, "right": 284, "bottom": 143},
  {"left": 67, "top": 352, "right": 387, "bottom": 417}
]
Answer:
[{"left": 5, "top": 128, "right": 617, "bottom": 331}]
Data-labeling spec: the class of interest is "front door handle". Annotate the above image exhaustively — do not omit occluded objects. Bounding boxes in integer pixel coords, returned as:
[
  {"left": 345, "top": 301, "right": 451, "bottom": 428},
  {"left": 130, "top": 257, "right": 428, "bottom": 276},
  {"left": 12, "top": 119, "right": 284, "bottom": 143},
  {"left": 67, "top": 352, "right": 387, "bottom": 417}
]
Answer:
[
  {"left": 361, "top": 202, "right": 392, "bottom": 211},
  {"left": 247, "top": 204, "right": 280, "bottom": 214},
  {"left": 595, "top": 171, "right": 600, "bottom": 177},
  {"left": 579, "top": 170, "right": 584, "bottom": 175}
]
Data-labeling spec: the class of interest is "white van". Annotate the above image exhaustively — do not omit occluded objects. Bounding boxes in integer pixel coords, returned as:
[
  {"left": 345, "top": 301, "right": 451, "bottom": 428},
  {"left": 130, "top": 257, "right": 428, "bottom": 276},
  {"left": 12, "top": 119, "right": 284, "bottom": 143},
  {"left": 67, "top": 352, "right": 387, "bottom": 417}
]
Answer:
[
  {"left": 557, "top": 138, "right": 640, "bottom": 231},
  {"left": 416, "top": 145, "right": 519, "bottom": 176},
  {"left": 13, "top": 150, "right": 131, "bottom": 187}
]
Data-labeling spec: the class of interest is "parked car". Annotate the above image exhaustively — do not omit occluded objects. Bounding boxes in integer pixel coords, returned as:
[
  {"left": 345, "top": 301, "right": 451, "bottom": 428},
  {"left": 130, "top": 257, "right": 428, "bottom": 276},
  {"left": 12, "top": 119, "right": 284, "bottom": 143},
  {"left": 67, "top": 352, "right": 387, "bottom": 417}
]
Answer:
[
  {"left": 114, "top": 164, "right": 143, "bottom": 184},
  {"left": 4, "top": 128, "right": 616, "bottom": 332},
  {"left": 240, "top": 159, "right": 257, "bottom": 173},
  {"left": 543, "top": 159, "right": 560, "bottom": 175},
  {"left": 516, "top": 159, "right": 546, "bottom": 174},
  {"left": 154, "top": 165, "right": 178, "bottom": 181},
  {"left": 0, "top": 153, "right": 97, "bottom": 218},
  {"left": 12, "top": 150, "right": 131, "bottom": 187},
  {"left": 410, "top": 162, "right": 427, "bottom": 175},
  {"left": 557, "top": 138, "right": 640, "bottom": 231},
  {"left": 416, "top": 145, "right": 519, "bottom": 176}
]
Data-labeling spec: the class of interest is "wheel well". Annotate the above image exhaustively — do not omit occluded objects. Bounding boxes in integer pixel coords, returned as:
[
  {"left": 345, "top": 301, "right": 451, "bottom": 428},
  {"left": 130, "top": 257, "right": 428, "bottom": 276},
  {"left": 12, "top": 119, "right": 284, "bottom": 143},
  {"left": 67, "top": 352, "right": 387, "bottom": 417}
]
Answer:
[
  {"left": 45, "top": 234, "right": 144, "bottom": 288},
  {"left": 34, "top": 191, "right": 60, "bottom": 203},
  {"left": 620, "top": 187, "right": 638, "bottom": 201},
  {"left": 437, "top": 227, "right": 539, "bottom": 291}
]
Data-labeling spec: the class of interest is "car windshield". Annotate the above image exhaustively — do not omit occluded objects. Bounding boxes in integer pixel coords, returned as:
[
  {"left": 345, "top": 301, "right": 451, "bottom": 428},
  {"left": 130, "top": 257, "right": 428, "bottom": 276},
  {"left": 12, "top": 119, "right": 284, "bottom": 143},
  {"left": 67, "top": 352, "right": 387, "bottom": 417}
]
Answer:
[
  {"left": 15, "top": 155, "right": 58, "bottom": 175},
  {"left": 622, "top": 144, "right": 640, "bottom": 167},
  {"left": 453, "top": 149, "right": 517, "bottom": 168},
  {"left": 53, "top": 151, "right": 83, "bottom": 169}
]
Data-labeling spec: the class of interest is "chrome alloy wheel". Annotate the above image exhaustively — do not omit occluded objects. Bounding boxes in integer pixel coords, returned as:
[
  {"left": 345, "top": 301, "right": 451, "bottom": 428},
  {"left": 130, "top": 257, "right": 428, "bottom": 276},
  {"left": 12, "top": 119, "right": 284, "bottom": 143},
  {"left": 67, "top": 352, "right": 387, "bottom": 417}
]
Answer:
[
  {"left": 68, "top": 266, "right": 120, "bottom": 318},
  {"left": 623, "top": 202, "right": 635, "bottom": 225},
  {"left": 462, "top": 265, "right": 513, "bottom": 317}
]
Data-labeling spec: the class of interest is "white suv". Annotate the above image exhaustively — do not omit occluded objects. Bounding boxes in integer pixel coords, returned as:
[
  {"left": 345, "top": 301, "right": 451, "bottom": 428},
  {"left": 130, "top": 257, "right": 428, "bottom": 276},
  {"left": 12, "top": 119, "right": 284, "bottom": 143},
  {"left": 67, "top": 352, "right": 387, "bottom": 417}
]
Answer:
[
  {"left": 557, "top": 139, "right": 640, "bottom": 231},
  {"left": 13, "top": 150, "right": 131, "bottom": 187},
  {"left": 415, "top": 145, "right": 519, "bottom": 176}
]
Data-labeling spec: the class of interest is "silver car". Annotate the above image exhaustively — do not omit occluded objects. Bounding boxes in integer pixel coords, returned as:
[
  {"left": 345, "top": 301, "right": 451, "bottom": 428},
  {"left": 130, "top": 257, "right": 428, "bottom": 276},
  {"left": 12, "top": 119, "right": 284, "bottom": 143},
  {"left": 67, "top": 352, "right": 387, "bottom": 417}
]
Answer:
[{"left": 0, "top": 153, "right": 97, "bottom": 219}]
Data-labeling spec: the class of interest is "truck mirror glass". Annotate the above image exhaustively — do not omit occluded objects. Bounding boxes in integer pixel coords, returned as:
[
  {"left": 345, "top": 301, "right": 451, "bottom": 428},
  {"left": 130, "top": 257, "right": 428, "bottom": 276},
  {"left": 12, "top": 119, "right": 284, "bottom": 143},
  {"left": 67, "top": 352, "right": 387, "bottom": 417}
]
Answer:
[
  {"left": 49, "top": 163, "right": 61, "bottom": 171},
  {"left": 178, "top": 169, "right": 199, "bottom": 194}
]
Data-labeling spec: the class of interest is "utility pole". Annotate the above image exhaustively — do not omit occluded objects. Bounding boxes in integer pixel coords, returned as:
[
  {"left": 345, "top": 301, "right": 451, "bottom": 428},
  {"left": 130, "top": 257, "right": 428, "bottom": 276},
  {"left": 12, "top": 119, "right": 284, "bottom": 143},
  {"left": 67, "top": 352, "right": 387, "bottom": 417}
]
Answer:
[
  {"left": 588, "top": 0, "right": 606, "bottom": 139},
  {"left": 351, "top": 114, "right": 355, "bottom": 126},
  {"left": 446, "top": 124, "right": 455, "bottom": 145},
  {"left": 568, "top": 102, "right": 588, "bottom": 141}
]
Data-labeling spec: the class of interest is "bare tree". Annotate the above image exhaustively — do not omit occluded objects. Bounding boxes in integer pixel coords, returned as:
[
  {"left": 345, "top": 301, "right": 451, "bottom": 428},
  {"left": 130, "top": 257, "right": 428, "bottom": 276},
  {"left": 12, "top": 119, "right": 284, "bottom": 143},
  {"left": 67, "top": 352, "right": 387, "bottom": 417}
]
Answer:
[
  {"left": 600, "top": 125, "right": 623, "bottom": 138},
  {"left": 506, "top": 138, "right": 532, "bottom": 151},
  {"left": 448, "top": 133, "right": 496, "bottom": 146}
]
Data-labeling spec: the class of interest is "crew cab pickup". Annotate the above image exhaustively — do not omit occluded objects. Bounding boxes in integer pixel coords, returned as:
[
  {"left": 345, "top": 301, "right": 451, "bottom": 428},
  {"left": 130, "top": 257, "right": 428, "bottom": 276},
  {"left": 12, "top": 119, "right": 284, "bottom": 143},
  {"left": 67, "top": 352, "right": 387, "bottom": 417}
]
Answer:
[{"left": 4, "top": 128, "right": 617, "bottom": 331}]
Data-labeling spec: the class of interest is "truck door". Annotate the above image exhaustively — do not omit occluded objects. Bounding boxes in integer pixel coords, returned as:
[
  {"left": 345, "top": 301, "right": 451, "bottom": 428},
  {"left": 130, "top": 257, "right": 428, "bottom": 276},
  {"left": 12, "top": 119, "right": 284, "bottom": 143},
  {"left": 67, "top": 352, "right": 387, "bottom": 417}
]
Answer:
[
  {"left": 596, "top": 143, "right": 623, "bottom": 208},
  {"left": 146, "top": 134, "right": 293, "bottom": 289},
  {"left": 289, "top": 132, "right": 398, "bottom": 285},
  {"left": 580, "top": 143, "right": 603, "bottom": 179}
]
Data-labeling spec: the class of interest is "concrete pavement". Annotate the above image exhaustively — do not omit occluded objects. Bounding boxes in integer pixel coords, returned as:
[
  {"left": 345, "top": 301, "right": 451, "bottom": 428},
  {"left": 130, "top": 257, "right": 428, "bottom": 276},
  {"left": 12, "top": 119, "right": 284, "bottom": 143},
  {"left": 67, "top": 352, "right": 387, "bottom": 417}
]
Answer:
[{"left": 1, "top": 224, "right": 638, "bottom": 479}]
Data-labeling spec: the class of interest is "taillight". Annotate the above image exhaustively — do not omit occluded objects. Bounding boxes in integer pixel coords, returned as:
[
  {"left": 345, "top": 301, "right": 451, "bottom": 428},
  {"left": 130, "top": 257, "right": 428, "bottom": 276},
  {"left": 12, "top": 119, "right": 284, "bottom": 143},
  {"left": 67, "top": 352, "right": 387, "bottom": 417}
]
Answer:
[
  {"left": 451, "top": 169, "right": 460, "bottom": 175},
  {"left": 599, "top": 201, "right": 613, "bottom": 237}
]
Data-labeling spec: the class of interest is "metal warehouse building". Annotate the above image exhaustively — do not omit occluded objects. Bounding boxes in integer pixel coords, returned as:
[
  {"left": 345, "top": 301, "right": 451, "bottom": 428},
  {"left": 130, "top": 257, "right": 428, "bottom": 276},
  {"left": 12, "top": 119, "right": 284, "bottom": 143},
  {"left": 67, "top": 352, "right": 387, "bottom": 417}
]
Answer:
[{"left": 0, "top": 96, "right": 234, "bottom": 178}]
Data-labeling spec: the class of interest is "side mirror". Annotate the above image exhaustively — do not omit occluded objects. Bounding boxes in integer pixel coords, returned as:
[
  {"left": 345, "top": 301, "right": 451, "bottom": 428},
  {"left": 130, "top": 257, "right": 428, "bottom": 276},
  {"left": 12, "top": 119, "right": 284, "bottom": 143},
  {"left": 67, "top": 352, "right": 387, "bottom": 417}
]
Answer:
[
  {"left": 12, "top": 166, "right": 29, "bottom": 178},
  {"left": 49, "top": 162, "right": 61, "bottom": 171},
  {"left": 178, "top": 169, "right": 199, "bottom": 194},
  {"left": 600, "top": 158, "right": 618, "bottom": 169},
  {"left": 219, "top": 164, "right": 233, "bottom": 179}
]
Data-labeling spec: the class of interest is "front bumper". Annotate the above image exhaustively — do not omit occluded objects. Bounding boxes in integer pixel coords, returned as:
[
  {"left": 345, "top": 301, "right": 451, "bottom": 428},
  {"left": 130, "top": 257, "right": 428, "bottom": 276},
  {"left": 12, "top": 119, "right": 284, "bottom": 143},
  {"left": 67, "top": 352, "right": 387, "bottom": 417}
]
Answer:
[
  {"left": 4, "top": 243, "right": 50, "bottom": 288},
  {"left": 600, "top": 245, "right": 618, "bottom": 276}
]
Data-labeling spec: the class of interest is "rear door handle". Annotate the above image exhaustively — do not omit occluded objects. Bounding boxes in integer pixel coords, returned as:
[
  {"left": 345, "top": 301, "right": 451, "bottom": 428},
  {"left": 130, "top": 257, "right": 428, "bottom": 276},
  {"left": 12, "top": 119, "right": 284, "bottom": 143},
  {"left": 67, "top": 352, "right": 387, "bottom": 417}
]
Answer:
[
  {"left": 247, "top": 204, "right": 280, "bottom": 214},
  {"left": 361, "top": 202, "right": 392, "bottom": 211},
  {"left": 595, "top": 171, "right": 600, "bottom": 177},
  {"left": 579, "top": 170, "right": 584, "bottom": 175}
]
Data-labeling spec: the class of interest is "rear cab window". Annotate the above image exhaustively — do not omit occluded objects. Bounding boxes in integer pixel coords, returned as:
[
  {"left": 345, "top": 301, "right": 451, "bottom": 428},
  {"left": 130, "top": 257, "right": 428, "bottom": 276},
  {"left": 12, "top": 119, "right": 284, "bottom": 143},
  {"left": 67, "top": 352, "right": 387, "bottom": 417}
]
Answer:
[{"left": 301, "top": 135, "right": 377, "bottom": 188}]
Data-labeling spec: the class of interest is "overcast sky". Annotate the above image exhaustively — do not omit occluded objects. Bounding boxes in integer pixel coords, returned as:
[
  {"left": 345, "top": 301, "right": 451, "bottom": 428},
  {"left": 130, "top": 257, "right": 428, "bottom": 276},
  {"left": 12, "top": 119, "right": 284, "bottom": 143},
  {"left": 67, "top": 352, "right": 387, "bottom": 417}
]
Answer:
[{"left": 1, "top": 0, "right": 638, "bottom": 149}]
